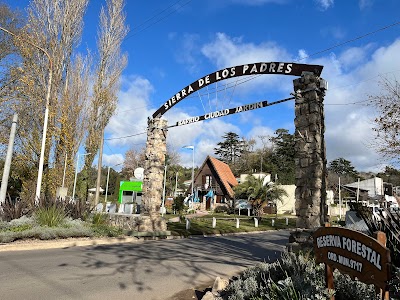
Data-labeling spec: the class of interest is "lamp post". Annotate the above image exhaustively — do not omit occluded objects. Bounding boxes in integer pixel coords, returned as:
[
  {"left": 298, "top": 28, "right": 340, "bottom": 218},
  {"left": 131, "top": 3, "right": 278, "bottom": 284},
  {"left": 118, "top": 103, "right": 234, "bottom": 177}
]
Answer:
[
  {"left": 182, "top": 145, "right": 195, "bottom": 209},
  {"left": 105, "top": 163, "right": 122, "bottom": 203},
  {"left": 72, "top": 152, "right": 91, "bottom": 200},
  {"left": 0, "top": 27, "right": 53, "bottom": 203}
]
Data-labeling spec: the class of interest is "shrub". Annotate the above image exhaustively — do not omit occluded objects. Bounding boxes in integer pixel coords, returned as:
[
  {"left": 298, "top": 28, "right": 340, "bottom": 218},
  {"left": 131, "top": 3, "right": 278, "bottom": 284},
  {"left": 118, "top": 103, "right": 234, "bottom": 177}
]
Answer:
[
  {"left": 0, "top": 225, "right": 94, "bottom": 243},
  {"left": 91, "top": 213, "right": 108, "bottom": 225},
  {"left": 0, "top": 197, "right": 32, "bottom": 221},
  {"left": 224, "top": 251, "right": 378, "bottom": 300},
  {"left": 35, "top": 206, "right": 66, "bottom": 227},
  {"left": 91, "top": 224, "right": 123, "bottom": 237},
  {"left": 64, "top": 199, "right": 92, "bottom": 221},
  {"left": 173, "top": 195, "right": 186, "bottom": 213},
  {"left": 9, "top": 215, "right": 35, "bottom": 227}
]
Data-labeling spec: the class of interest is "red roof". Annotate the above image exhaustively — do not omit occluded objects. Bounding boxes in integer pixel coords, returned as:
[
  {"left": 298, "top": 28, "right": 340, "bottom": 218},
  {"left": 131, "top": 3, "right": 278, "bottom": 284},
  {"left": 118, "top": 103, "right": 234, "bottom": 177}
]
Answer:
[{"left": 208, "top": 156, "right": 238, "bottom": 198}]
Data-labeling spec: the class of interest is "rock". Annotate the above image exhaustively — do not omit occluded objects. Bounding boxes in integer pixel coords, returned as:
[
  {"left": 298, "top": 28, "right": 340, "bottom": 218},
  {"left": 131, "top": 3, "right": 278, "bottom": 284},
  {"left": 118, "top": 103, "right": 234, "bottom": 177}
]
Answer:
[
  {"left": 201, "top": 291, "right": 215, "bottom": 300},
  {"left": 212, "top": 276, "right": 229, "bottom": 294}
]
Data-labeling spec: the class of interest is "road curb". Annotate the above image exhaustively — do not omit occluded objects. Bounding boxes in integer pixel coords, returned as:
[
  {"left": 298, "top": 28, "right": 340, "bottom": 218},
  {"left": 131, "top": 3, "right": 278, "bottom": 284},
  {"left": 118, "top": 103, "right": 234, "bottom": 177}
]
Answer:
[
  {"left": 0, "top": 235, "right": 187, "bottom": 252},
  {"left": 0, "top": 229, "right": 291, "bottom": 252}
]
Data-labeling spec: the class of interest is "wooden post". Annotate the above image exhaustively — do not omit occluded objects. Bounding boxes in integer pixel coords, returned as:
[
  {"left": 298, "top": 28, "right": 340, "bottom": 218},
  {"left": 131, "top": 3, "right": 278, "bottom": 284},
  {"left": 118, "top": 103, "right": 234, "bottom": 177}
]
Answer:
[
  {"left": 236, "top": 218, "right": 240, "bottom": 228},
  {"left": 212, "top": 217, "right": 216, "bottom": 228},
  {"left": 324, "top": 223, "right": 335, "bottom": 300},
  {"left": 374, "top": 231, "right": 390, "bottom": 300},
  {"left": 254, "top": 217, "right": 259, "bottom": 228},
  {"left": 186, "top": 218, "right": 190, "bottom": 230}
]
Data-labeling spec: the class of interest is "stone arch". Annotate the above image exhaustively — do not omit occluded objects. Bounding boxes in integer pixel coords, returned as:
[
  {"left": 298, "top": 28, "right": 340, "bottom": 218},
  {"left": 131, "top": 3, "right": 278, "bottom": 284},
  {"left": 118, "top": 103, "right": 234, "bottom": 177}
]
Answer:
[{"left": 142, "top": 62, "right": 328, "bottom": 230}]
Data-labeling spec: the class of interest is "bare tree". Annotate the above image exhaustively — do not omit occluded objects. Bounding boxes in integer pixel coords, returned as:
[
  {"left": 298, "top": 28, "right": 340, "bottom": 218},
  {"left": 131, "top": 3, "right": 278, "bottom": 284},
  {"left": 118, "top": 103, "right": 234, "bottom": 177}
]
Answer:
[
  {"left": 122, "top": 147, "right": 146, "bottom": 179},
  {"left": 1, "top": 0, "right": 90, "bottom": 199},
  {"left": 84, "top": 0, "right": 128, "bottom": 205},
  {"left": 369, "top": 77, "right": 400, "bottom": 164}
]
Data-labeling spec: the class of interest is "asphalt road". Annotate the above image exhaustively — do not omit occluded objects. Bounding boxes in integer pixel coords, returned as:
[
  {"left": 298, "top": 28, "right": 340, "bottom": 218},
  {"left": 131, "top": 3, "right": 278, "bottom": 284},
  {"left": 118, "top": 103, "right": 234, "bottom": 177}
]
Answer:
[{"left": 0, "top": 231, "right": 290, "bottom": 300}]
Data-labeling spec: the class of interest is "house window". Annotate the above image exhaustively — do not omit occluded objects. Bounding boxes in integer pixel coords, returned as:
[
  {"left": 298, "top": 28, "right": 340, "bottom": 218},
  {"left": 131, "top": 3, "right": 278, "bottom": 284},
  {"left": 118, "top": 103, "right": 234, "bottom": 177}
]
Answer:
[
  {"left": 216, "top": 195, "right": 225, "bottom": 203},
  {"left": 203, "top": 175, "right": 212, "bottom": 188}
]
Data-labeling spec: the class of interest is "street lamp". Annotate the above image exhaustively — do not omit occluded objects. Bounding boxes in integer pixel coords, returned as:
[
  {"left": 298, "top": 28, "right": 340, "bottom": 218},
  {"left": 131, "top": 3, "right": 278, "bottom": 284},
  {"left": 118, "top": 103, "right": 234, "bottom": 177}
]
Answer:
[
  {"left": 0, "top": 27, "right": 53, "bottom": 203},
  {"left": 105, "top": 163, "right": 122, "bottom": 203},
  {"left": 182, "top": 145, "right": 195, "bottom": 209},
  {"left": 72, "top": 152, "right": 91, "bottom": 200}
]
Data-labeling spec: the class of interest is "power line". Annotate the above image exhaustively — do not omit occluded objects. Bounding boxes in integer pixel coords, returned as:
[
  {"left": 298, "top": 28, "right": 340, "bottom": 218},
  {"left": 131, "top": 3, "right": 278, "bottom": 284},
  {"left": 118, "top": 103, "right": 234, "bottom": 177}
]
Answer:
[
  {"left": 111, "top": 20, "right": 400, "bottom": 138},
  {"left": 301, "top": 20, "right": 400, "bottom": 61},
  {"left": 125, "top": 0, "right": 193, "bottom": 40},
  {"left": 105, "top": 131, "right": 147, "bottom": 141},
  {"left": 325, "top": 99, "right": 370, "bottom": 106}
]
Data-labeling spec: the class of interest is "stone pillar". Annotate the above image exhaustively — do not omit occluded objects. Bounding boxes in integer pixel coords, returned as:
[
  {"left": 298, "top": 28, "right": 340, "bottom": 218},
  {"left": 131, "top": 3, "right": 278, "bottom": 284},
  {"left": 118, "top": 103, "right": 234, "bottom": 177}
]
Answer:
[
  {"left": 141, "top": 118, "right": 167, "bottom": 231},
  {"left": 293, "top": 73, "right": 327, "bottom": 229}
]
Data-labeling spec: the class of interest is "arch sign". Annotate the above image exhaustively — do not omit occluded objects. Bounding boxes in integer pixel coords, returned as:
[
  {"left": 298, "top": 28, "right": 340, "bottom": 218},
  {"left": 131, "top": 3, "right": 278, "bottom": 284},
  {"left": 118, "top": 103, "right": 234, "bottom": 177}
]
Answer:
[{"left": 153, "top": 62, "right": 323, "bottom": 119}]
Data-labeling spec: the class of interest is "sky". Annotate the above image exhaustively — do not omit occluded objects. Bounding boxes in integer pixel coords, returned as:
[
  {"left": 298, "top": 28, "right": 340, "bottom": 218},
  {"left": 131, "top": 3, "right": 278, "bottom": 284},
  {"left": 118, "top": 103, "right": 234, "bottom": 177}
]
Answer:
[{"left": 8, "top": 0, "right": 400, "bottom": 172}]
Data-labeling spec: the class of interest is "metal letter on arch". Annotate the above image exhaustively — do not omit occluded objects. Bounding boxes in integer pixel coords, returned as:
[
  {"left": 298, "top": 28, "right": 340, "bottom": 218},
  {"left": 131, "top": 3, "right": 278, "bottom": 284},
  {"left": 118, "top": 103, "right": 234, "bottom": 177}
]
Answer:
[{"left": 152, "top": 62, "right": 323, "bottom": 119}]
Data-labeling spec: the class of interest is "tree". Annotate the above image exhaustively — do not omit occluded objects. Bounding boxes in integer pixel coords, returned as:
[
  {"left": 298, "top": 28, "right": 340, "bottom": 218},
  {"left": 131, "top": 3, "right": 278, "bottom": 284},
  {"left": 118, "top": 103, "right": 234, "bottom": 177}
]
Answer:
[
  {"left": 84, "top": 0, "right": 128, "bottom": 205},
  {"left": 369, "top": 77, "right": 400, "bottom": 164},
  {"left": 0, "top": 0, "right": 91, "bottom": 200},
  {"left": 269, "top": 129, "right": 295, "bottom": 184},
  {"left": 214, "top": 132, "right": 247, "bottom": 174},
  {"left": 234, "top": 175, "right": 288, "bottom": 218},
  {"left": 328, "top": 158, "right": 358, "bottom": 178},
  {"left": 377, "top": 166, "right": 400, "bottom": 187},
  {"left": 122, "top": 147, "right": 146, "bottom": 179},
  {"left": 327, "top": 157, "right": 358, "bottom": 195},
  {"left": 235, "top": 137, "right": 257, "bottom": 174},
  {"left": 0, "top": 4, "right": 24, "bottom": 134}
]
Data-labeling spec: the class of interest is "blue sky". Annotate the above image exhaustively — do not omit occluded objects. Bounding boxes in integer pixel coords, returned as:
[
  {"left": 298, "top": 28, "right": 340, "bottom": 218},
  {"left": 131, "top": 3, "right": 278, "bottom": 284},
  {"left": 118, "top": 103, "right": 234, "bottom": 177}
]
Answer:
[{"left": 9, "top": 0, "right": 400, "bottom": 172}]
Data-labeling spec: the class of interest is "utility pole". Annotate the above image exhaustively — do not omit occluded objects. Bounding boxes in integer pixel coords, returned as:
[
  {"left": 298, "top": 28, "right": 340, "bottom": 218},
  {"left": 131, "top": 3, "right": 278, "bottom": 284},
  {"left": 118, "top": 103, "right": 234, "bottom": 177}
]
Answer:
[{"left": 0, "top": 114, "right": 18, "bottom": 204}]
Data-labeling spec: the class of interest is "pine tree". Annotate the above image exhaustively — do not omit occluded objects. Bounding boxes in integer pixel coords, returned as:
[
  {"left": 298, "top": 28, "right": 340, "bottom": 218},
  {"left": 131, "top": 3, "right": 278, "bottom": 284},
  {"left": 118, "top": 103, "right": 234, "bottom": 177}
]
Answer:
[{"left": 214, "top": 132, "right": 246, "bottom": 165}]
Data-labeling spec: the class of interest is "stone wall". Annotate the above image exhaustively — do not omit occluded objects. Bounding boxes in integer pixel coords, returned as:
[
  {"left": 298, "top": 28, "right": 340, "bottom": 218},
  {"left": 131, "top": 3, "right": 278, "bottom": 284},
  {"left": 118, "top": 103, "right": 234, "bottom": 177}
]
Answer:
[
  {"left": 293, "top": 73, "right": 327, "bottom": 228},
  {"left": 141, "top": 118, "right": 168, "bottom": 231},
  {"left": 107, "top": 214, "right": 167, "bottom": 232}
]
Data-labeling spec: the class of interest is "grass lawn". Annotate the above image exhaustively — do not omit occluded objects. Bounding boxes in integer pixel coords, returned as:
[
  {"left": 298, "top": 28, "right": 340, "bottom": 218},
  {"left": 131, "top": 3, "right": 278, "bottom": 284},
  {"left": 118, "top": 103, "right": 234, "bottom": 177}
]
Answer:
[{"left": 167, "top": 215, "right": 296, "bottom": 237}]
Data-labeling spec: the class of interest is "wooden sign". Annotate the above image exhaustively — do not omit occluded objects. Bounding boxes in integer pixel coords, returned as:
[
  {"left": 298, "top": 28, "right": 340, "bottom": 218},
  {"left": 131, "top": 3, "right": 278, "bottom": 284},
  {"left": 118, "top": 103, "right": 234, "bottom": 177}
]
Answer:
[{"left": 314, "top": 227, "right": 391, "bottom": 290}]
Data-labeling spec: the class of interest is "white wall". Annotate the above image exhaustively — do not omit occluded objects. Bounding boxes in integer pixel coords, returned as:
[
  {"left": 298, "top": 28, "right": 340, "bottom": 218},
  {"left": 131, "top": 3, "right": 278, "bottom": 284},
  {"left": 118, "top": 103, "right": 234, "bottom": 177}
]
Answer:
[
  {"left": 239, "top": 173, "right": 271, "bottom": 184},
  {"left": 277, "top": 185, "right": 296, "bottom": 214},
  {"left": 345, "top": 177, "right": 384, "bottom": 197}
]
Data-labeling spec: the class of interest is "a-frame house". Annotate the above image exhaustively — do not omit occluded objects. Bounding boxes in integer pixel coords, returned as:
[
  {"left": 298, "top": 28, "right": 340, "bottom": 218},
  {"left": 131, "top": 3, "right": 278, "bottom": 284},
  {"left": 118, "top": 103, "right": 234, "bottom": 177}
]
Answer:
[{"left": 192, "top": 155, "right": 238, "bottom": 210}]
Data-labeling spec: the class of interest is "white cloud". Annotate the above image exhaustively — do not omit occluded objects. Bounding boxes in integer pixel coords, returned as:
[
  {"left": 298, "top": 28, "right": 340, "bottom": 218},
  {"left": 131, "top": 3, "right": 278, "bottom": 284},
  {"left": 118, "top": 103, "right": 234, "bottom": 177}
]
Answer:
[
  {"left": 201, "top": 32, "right": 294, "bottom": 95},
  {"left": 202, "top": 32, "right": 290, "bottom": 68},
  {"left": 168, "top": 114, "right": 241, "bottom": 167},
  {"left": 198, "top": 32, "right": 400, "bottom": 172},
  {"left": 106, "top": 75, "right": 154, "bottom": 150},
  {"left": 102, "top": 154, "right": 124, "bottom": 170},
  {"left": 174, "top": 33, "right": 201, "bottom": 74},
  {"left": 246, "top": 126, "right": 275, "bottom": 149},
  {"left": 338, "top": 45, "right": 372, "bottom": 68},
  {"left": 297, "top": 49, "right": 309, "bottom": 62},
  {"left": 110, "top": 35, "right": 400, "bottom": 173},
  {"left": 315, "top": 0, "right": 334, "bottom": 11},
  {"left": 359, "top": 0, "right": 373, "bottom": 10}
]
